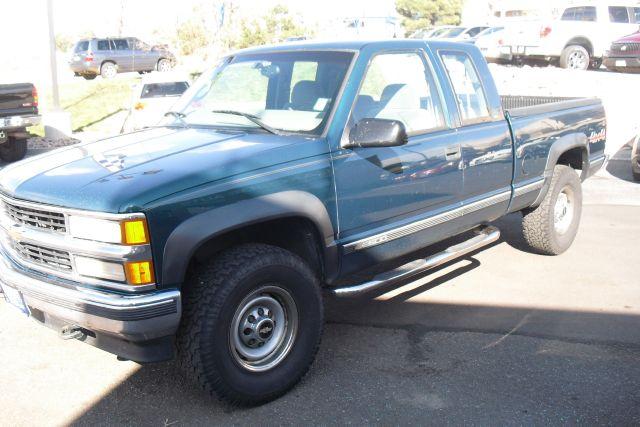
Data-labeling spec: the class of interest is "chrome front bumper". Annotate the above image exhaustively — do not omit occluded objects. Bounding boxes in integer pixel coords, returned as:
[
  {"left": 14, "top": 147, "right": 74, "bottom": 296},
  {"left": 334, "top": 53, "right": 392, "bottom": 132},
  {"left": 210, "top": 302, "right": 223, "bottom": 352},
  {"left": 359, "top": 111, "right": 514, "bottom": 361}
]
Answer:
[{"left": 0, "top": 243, "right": 181, "bottom": 344}]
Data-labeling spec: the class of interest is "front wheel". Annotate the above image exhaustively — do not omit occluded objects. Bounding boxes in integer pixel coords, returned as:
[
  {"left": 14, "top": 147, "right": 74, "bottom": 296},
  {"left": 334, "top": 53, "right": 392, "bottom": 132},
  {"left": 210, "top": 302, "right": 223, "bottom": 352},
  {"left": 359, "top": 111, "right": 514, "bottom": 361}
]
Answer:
[
  {"left": 560, "top": 45, "right": 590, "bottom": 70},
  {"left": 176, "top": 244, "right": 323, "bottom": 405},
  {"left": 521, "top": 165, "right": 583, "bottom": 255}
]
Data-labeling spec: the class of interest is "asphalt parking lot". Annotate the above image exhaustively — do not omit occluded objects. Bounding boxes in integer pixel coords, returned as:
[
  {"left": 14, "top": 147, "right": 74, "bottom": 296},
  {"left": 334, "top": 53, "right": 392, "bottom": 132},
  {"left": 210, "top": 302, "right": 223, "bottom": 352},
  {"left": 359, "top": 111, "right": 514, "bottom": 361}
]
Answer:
[{"left": 1, "top": 149, "right": 639, "bottom": 425}]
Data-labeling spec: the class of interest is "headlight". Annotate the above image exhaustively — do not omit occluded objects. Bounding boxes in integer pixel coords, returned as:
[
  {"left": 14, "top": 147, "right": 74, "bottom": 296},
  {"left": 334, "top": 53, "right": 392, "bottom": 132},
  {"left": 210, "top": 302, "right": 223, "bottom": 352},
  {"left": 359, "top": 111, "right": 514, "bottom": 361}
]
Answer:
[
  {"left": 68, "top": 215, "right": 149, "bottom": 245},
  {"left": 75, "top": 256, "right": 126, "bottom": 282}
]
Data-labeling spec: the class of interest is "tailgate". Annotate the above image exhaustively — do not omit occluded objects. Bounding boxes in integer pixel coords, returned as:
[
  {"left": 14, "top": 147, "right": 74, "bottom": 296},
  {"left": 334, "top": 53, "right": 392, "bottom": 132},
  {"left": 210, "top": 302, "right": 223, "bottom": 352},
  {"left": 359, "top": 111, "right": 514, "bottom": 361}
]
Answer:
[{"left": 0, "top": 83, "right": 37, "bottom": 118}]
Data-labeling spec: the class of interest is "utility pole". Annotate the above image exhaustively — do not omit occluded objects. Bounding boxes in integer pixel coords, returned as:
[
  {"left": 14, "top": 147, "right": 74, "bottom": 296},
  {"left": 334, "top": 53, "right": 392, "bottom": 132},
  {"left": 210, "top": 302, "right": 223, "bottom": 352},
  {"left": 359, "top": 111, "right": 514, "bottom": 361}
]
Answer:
[
  {"left": 47, "top": 0, "right": 60, "bottom": 110},
  {"left": 44, "top": 0, "right": 71, "bottom": 138}
]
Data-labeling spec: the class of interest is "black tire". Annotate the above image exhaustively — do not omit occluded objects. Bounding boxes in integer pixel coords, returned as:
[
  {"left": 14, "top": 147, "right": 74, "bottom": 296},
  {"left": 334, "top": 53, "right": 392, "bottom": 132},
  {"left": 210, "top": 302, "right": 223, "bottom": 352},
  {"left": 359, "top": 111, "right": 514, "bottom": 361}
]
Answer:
[
  {"left": 176, "top": 243, "right": 323, "bottom": 405},
  {"left": 590, "top": 58, "right": 603, "bottom": 70},
  {"left": 157, "top": 58, "right": 172, "bottom": 72},
  {"left": 522, "top": 165, "right": 582, "bottom": 255},
  {"left": 0, "top": 137, "right": 27, "bottom": 163},
  {"left": 100, "top": 62, "right": 117, "bottom": 79},
  {"left": 82, "top": 74, "right": 97, "bottom": 80},
  {"left": 633, "top": 170, "right": 640, "bottom": 182},
  {"left": 560, "top": 45, "right": 590, "bottom": 70}
]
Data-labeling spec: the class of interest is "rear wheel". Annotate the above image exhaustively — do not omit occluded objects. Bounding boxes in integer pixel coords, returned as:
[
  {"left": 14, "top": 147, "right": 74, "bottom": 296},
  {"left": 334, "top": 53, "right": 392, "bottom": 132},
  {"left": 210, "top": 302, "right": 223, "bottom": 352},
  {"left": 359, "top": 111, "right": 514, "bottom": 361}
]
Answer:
[
  {"left": 157, "top": 58, "right": 172, "bottom": 72},
  {"left": 82, "top": 74, "right": 97, "bottom": 80},
  {"left": 522, "top": 165, "right": 582, "bottom": 255},
  {"left": 100, "top": 62, "right": 117, "bottom": 79},
  {"left": 0, "top": 136, "right": 27, "bottom": 163},
  {"left": 176, "top": 243, "right": 323, "bottom": 405},
  {"left": 560, "top": 45, "right": 590, "bottom": 70}
]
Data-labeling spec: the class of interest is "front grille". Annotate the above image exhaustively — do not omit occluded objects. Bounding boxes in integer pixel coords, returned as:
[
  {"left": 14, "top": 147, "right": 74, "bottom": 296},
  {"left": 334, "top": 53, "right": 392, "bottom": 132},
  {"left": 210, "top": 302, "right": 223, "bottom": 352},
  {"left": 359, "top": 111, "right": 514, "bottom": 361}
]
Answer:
[
  {"left": 2, "top": 200, "right": 67, "bottom": 233},
  {"left": 610, "top": 42, "right": 640, "bottom": 55},
  {"left": 12, "top": 241, "right": 73, "bottom": 272}
]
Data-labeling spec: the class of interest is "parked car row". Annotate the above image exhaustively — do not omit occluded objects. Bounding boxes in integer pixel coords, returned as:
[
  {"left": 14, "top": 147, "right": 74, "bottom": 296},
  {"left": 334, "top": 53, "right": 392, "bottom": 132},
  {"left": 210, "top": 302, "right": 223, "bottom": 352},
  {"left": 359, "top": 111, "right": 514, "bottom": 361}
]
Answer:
[
  {"left": 69, "top": 37, "right": 176, "bottom": 80},
  {"left": 495, "top": 2, "right": 640, "bottom": 71},
  {"left": 410, "top": 25, "right": 490, "bottom": 41},
  {"left": 415, "top": 3, "right": 640, "bottom": 73}
]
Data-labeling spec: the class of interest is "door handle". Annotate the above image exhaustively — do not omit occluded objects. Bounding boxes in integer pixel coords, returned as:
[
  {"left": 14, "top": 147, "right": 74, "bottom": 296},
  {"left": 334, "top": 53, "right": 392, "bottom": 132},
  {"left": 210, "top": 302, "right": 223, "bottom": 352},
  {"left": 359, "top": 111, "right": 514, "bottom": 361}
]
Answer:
[{"left": 445, "top": 146, "right": 461, "bottom": 160}]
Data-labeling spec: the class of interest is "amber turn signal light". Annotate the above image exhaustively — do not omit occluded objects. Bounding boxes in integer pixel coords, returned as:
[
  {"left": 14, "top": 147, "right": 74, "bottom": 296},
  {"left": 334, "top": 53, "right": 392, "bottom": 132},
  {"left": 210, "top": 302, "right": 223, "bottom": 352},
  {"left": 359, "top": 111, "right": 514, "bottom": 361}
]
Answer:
[{"left": 125, "top": 261, "right": 155, "bottom": 285}]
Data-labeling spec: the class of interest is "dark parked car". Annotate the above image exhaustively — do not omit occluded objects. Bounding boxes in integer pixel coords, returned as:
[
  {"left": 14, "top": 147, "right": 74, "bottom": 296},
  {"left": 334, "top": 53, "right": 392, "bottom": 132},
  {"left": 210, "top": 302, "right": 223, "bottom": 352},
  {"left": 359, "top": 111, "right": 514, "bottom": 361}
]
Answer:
[
  {"left": 604, "top": 31, "right": 640, "bottom": 73},
  {"left": 69, "top": 37, "right": 176, "bottom": 80},
  {"left": 0, "top": 83, "right": 40, "bottom": 162}
]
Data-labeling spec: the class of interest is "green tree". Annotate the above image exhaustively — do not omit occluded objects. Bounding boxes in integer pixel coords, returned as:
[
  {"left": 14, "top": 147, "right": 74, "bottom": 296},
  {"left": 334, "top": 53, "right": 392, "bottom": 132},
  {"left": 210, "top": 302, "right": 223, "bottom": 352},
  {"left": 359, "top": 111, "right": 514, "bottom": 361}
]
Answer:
[
  {"left": 176, "top": 18, "right": 210, "bottom": 55},
  {"left": 234, "top": 5, "right": 308, "bottom": 49},
  {"left": 396, "top": 0, "right": 463, "bottom": 36}
]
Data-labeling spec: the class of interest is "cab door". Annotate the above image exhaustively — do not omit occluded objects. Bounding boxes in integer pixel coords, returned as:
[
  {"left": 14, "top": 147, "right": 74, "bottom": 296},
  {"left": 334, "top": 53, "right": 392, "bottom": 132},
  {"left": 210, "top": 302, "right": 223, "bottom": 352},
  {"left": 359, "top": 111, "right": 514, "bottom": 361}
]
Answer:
[
  {"left": 331, "top": 47, "right": 463, "bottom": 273},
  {"left": 437, "top": 49, "right": 513, "bottom": 226}
]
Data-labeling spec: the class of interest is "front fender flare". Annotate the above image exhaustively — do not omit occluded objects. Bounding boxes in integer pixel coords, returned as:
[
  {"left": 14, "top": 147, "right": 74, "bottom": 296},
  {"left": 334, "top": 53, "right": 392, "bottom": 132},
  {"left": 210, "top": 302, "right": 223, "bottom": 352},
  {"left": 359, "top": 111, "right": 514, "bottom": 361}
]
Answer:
[{"left": 161, "top": 191, "right": 338, "bottom": 287}]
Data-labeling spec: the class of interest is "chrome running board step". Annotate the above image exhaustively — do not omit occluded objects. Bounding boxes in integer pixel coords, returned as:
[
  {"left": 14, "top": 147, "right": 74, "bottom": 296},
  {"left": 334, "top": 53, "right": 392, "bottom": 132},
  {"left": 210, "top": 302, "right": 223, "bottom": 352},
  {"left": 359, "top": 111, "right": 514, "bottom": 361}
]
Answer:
[{"left": 331, "top": 226, "right": 500, "bottom": 298}]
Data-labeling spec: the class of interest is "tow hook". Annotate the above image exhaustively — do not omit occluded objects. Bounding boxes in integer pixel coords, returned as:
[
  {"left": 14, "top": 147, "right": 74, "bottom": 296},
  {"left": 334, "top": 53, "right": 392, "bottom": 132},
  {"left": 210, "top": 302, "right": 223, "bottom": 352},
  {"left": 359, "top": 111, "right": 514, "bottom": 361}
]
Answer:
[{"left": 59, "top": 325, "right": 86, "bottom": 340}]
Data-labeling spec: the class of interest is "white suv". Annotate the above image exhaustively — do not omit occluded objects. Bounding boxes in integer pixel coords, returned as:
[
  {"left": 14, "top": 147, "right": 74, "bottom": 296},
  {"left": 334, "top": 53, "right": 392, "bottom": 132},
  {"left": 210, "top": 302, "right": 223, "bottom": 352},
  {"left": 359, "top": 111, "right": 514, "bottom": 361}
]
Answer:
[{"left": 502, "top": 3, "right": 640, "bottom": 69}]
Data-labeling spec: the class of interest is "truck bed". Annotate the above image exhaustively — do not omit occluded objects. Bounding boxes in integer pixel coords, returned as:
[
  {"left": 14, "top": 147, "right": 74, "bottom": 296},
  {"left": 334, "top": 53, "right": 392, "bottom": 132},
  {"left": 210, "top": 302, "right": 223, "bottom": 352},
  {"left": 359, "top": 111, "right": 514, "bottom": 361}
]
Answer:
[{"left": 501, "top": 95, "right": 601, "bottom": 118}]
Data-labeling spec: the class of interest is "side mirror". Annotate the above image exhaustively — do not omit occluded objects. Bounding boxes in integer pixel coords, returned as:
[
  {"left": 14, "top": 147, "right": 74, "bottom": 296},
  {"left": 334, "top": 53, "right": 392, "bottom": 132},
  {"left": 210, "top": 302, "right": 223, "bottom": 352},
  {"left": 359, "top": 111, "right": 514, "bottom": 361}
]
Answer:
[{"left": 346, "top": 118, "right": 408, "bottom": 148}]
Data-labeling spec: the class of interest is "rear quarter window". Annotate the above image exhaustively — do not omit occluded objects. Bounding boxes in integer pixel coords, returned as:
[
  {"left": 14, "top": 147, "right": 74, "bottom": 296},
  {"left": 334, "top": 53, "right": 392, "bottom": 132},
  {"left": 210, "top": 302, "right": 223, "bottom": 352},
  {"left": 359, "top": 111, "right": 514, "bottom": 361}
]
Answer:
[
  {"left": 97, "top": 40, "right": 110, "bottom": 51},
  {"left": 74, "top": 41, "right": 89, "bottom": 53},
  {"left": 440, "top": 51, "right": 491, "bottom": 125}
]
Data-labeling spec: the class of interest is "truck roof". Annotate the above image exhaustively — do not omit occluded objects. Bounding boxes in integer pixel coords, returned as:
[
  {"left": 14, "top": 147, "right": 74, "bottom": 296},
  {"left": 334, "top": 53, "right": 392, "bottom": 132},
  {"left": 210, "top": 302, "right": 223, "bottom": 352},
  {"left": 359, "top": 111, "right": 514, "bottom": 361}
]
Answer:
[{"left": 233, "top": 39, "right": 473, "bottom": 55}]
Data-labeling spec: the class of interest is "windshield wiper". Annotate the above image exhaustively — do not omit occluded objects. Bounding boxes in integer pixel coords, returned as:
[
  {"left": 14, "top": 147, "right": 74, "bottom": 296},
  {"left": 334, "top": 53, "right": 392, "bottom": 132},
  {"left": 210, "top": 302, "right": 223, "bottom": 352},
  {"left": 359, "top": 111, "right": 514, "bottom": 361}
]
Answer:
[
  {"left": 164, "top": 111, "right": 188, "bottom": 127},
  {"left": 210, "top": 109, "right": 283, "bottom": 135}
]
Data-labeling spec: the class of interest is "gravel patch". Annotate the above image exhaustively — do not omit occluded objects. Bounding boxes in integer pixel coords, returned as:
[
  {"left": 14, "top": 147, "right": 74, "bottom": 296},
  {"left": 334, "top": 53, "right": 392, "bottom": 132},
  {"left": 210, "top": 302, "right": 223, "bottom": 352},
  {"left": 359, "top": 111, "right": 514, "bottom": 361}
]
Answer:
[{"left": 27, "top": 136, "right": 80, "bottom": 150}]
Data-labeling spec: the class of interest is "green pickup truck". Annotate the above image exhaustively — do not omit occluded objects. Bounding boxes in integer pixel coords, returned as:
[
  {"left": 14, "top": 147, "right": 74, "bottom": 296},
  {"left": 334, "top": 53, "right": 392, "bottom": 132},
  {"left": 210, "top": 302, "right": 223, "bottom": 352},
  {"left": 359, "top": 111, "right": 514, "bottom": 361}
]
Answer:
[{"left": 0, "top": 40, "right": 605, "bottom": 405}]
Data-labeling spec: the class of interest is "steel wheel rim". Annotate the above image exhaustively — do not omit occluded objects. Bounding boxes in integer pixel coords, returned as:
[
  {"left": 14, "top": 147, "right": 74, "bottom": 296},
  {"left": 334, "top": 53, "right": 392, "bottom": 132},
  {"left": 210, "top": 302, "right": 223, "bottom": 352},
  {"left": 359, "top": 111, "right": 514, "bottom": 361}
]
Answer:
[
  {"left": 103, "top": 65, "right": 116, "bottom": 78},
  {"left": 229, "top": 285, "right": 298, "bottom": 372},
  {"left": 159, "top": 60, "right": 170, "bottom": 72},
  {"left": 568, "top": 51, "right": 587, "bottom": 69},
  {"left": 554, "top": 185, "right": 574, "bottom": 235}
]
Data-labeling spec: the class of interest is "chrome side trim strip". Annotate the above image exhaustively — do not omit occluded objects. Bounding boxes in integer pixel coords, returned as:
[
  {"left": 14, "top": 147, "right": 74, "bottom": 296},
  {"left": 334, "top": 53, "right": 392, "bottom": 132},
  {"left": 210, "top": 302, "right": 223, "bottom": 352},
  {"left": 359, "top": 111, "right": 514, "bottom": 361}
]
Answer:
[
  {"left": 343, "top": 190, "right": 511, "bottom": 253},
  {"left": 513, "top": 179, "right": 544, "bottom": 198}
]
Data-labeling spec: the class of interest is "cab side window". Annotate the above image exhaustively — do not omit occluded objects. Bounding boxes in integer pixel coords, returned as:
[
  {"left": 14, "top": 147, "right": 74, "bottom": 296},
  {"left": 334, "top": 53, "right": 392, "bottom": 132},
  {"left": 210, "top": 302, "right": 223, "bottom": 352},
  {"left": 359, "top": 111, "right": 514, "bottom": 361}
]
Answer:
[
  {"left": 609, "top": 6, "right": 630, "bottom": 23},
  {"left": 112, "top": 39, "right": 130, "bottom": 51},
  {"left": 440, "top": 51, "right": 490, "bottom": 125},
  {"left": 561, "top": 6, "right": 597, "bottom": 22},
  {"left": 353, "top": 52, "right": 445, "bottom": 134}
]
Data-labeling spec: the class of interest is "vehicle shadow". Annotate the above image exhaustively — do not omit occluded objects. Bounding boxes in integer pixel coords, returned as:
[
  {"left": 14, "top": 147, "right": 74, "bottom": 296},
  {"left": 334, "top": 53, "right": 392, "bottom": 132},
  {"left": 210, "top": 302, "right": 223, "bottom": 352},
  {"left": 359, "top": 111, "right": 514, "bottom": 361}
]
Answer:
[
  {"left": 69, "top": 214, "right": 640, "bottom": 425},
  {"left": 606, "top": 138, "right": 637, "bottom": 183},
  {"left": 70, "top": 299, "right": 640, "bottom": 425}
]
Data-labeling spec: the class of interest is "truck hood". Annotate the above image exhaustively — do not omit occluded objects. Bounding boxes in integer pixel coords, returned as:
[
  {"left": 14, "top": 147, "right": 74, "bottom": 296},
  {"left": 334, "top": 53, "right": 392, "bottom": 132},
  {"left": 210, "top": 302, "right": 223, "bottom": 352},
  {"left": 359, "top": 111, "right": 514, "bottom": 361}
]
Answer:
[{"left": 0, "top": 127, "right": 314, "bottom": 212}]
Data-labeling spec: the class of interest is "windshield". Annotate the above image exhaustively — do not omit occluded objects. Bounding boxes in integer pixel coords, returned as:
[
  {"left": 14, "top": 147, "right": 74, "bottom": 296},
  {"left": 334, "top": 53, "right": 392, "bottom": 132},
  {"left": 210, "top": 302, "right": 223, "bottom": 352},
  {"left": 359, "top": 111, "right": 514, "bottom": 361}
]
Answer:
[
  {"left": 141, "top": 82, "right": 189, "bottom": 98},
  {"left": 441, "top": 27, "right": 466, "bottom": 37},
  {"left": 169, "top": 50, "right": 354, "bottom": 135}
]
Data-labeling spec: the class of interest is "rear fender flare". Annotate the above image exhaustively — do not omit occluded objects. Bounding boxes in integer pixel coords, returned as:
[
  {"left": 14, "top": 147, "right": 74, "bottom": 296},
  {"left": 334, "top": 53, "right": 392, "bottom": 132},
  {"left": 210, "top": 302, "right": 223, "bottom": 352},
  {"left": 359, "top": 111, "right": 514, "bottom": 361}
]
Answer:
[
  {"left": 161, "top": 191, "right": 338, "bottom": 287},
  {"left": 532, "top": 133, "right": 589, "bottom": 207}
]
